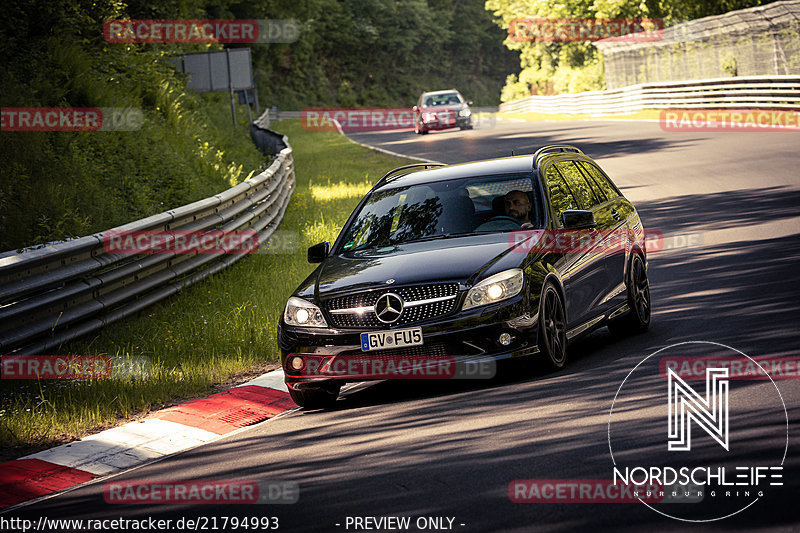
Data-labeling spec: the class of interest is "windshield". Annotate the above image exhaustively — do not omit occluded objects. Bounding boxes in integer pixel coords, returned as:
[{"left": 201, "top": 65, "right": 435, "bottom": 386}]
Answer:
[
  {"left": 422, "top": 92, "right": 463, "bottom": 107},
  {"left": 338, "top": 173, "right": 540, "bottom": 252}
]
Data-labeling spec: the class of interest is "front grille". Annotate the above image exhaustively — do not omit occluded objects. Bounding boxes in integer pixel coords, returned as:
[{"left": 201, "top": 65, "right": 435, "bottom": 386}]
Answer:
[
  {"left": 326, "top": 283, "right": 459, "bottom": 329},
  {"left": 356, "top": 342, "right": 451, "bottom": 357},
  {"left": 330, "top": 313, "right": 383, "bottom": 329}
]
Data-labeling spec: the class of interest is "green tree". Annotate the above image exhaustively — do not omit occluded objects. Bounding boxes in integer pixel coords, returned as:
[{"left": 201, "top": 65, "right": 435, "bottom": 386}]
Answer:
[{"left": 486, "top": 0, "right": 769, "bottom": 99}]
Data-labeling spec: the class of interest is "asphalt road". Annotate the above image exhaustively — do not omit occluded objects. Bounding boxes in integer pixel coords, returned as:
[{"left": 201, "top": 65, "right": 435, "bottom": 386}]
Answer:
[{"left": 7, "top": 119, "right": 800, "bottom": 532}]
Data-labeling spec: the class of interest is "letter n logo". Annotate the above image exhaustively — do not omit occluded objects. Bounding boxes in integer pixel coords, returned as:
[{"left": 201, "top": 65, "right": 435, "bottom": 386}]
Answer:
[{"left": 667, "top": 367, "right": 729, "bottom": 451}]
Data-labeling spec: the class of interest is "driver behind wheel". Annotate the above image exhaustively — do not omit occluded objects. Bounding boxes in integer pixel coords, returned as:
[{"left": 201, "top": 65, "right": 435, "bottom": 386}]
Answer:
[{"left": 504, "top": 190, "right": 533, "bottom": 228}]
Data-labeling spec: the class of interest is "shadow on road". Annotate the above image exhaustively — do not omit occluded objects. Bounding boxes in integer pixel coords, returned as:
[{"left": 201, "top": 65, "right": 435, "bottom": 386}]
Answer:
[
  {"left": 634, "top": 186, "right": 800, "bottom": 234},
  {"left": 348, "top": 122, "right": 705, "bottom": 164}
]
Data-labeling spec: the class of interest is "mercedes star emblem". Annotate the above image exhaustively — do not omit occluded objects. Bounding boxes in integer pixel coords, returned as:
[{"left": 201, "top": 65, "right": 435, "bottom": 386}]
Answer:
[{"left": 375, "top": 293, "right": 404, "bottom": 324}]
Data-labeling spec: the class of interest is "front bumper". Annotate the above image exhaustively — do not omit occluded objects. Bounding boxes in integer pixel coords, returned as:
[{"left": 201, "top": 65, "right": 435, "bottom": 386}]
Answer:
[
  {"left": 278, "top": 296, "right": 539, "bottom": 389},
  {"left": 420, "top": 115, "right": 471, "bottom": 131}
]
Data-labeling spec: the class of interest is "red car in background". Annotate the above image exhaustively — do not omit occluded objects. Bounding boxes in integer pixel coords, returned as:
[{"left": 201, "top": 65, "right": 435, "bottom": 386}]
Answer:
[{"left": 413, "top": 89, "right": 473, "bottom": 134}]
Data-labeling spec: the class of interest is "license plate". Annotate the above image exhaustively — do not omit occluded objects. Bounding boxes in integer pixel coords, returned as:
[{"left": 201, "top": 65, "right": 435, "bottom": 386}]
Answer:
[{"left": 361, "top": 327, "right": 423, "bottom": 351}]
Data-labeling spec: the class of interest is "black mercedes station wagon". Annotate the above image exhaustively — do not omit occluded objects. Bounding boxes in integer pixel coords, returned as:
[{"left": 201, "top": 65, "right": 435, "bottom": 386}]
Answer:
[{"left": 278, "top": 146, "right": 651, "bottom": 407}]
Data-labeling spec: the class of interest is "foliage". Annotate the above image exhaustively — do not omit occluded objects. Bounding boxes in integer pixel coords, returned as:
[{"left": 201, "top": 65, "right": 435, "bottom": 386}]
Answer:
[
  {"left": 224, "top": 0, "right": 519, "bottom": 108},
  {"left": 0, "top": 0, "right": 266, "bottom": 250},
  {"left": 0, "top": 0, "right": 518, "bottom": 249},
  {"left": 486, "top": 0, "right": 770, "bottom": 99}
]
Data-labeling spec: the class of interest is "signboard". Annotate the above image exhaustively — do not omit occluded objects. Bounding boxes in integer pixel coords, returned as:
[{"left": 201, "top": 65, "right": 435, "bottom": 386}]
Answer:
[
  {"left": 172, "top": 48, "right": 257, "bottom": 125},
  {"left": 174, "top": 48, "right": 254, "bottom": 92}
]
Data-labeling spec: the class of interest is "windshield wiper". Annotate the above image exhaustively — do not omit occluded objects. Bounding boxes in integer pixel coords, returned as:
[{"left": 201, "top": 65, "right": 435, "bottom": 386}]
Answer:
[
  {"left": 393, "top": 232, "right": 483, "bottom": 245},
  {"left": 353, "top": 230, "right": 513, "bottom": 251}
]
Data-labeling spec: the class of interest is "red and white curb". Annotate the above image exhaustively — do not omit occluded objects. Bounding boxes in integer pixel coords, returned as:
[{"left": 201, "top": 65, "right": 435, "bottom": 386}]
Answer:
[{"left": 0, "top": 369, "right": 296, "bottom": 510}]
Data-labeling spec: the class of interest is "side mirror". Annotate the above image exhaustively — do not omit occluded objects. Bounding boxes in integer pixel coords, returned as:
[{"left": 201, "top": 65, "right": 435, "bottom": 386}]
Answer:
[
  {"left": 467, "top": 100, "right": 473, "bottom": 106},
  {"left": 307, "top": 241, "right": 330, "bottom": 263},
  {"left": 412, "top": 106, "right": 419, "bottom": 112},
  {"left": 562, "top": 210, "right": 596, "bottom": 229}
]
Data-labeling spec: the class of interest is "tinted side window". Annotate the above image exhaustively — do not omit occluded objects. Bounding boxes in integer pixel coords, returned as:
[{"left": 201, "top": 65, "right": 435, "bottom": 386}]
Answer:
[
  {"left": 545, "top": 165, "right": 578, "bottom": 225},
  {"left": 573, "top": 162, "right": 607, "bottom": 203},
  {"left": 577, "top": 161, "right": 620, "bottom": 200},
  {"left": 555, "top": 161, "right": 600, "bottom": 209}
]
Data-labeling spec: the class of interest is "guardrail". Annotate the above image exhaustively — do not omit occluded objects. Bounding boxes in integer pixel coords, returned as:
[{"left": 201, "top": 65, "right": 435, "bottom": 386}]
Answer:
[
  {"left": 0, "top": 112, "right": 295, "bottom": 356},
  {"left": 260, "top": 109, "right": 302, "bottom": 125},
  {"left": 499, "top": 75, "right": 800, "bottom": 115}
]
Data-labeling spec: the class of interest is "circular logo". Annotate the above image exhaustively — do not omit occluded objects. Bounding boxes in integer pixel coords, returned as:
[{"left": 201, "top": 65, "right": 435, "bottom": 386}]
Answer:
[
  {"left": 375, "top": 293, "right": 404, "bottom": 324},
  {"left": 607, "top": 341, "right": 788, "bottom": 523}
]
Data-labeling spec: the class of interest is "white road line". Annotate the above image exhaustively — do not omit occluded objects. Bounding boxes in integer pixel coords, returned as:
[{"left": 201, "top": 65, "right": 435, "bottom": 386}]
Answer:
[{"left": 333, "top": 119, "right": 444, "bottom": 164}]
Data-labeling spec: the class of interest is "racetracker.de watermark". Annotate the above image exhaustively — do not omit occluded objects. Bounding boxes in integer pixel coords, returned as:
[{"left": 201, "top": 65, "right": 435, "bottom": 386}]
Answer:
[
  {"left": 302, "top": 108, "right": 416, "bottom": 132},
  {"left": 660, "top": 109, "right": 800, "bottom": 132},
  {"left": 284, "top": 354, "right": 496, "bottom": 380},
  {"left": 104, "top": 480, "right": 298, "bottom": 504},
  {"left": 1, "top": 355, "right": 152, "bottom": 380},
  {"left": 104, "top": 19, "right": 299, "bottom": 43},
  {"left": 660, "top": 356, "right": 800, "bottom": 381},
  {"left": 508, "top": 18, "right": 664, "bottom": 42},
  {"left": 1, "top": 107, "right": 143, "bottom": 131},
  {"left": 509, "top": 479, "right": 703, "bottom": 503},
  {"left": 103, "top": 229, "right": 259, "bottom": 255},
  {"left": 508, "top": 229, "right": 702, "bottom": 254}
]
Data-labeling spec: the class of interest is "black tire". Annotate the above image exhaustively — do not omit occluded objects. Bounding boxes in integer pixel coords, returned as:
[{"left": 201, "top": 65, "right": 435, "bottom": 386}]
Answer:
[
  {"left": 421, "top": 130, "right": 429, "bottom": 135},
  {"left": 538, "top": 283, "right": 568, "bottom": 370},
  {"left": 289, "top": 386, "right": 340, "bottom": 409},
  {"left": 608, "top": 253, "right": 650, "bottom": 336}
]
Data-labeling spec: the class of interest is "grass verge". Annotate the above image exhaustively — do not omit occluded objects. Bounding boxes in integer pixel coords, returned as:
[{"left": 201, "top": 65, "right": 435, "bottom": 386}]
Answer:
[{"left": 0, "top": 119, "right": 417, "bottom": 457}]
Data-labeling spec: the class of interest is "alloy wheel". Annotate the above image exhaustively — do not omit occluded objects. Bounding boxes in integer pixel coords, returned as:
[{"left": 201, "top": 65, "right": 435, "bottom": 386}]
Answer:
[
  {"left": 539, "top": 285, "right": 567, "bottom": 368},
  {"left": 630, "top": 255, "right": 650, "bottom": 325}
]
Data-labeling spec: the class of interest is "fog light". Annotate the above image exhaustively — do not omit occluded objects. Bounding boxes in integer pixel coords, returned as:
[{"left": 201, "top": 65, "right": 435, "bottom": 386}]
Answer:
[
  {"left": 499, "top": 332, "right": 512, "bottom": 346},
  {"left": 289, "top": 356, "right": 304, "bottom": 370}
]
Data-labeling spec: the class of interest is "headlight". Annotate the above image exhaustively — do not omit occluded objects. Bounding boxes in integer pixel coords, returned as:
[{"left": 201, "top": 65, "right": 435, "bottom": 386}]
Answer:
[
  {"left": 284, "top": 297, "right": 328, "bottom": 327},
  {"left": 462, "top": 269, "right": 524, "bottom": 311},
  {"left": 459, "top": 108, "right": 471, "bottom": 117}
]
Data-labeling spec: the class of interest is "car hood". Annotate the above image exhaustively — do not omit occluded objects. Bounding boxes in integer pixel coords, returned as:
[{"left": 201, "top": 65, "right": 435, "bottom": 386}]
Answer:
[{"left": 296, "top": 233, "right": 537, "bottom": 301}]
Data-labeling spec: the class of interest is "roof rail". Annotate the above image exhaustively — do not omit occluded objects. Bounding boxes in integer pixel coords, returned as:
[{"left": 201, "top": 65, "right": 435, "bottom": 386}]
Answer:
[
  {"left": 532, "top": 145, "right": 584, "bottom": 169},
  {"left": 375, "top": 163, "right": 446, "bottom": 188}
]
